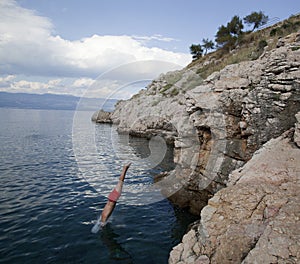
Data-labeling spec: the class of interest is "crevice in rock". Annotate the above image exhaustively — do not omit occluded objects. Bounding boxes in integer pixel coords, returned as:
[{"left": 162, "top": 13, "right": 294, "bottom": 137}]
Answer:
[
  {"left": 223, "top": 152, "right": 247, "bottom": 162},
  {"left": 240, "top": 236, "right": 261, "bottom": 262},
  {"left": 249, "top": 194, "right": 266, "bottom": 219}
]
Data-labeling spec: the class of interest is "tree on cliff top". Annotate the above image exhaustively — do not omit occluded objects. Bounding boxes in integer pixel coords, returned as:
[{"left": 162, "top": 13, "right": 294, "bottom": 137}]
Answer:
[
  {"left": 228, "top": 15, "right": 244, "bottom": 36},
  {"left": 215, "top": 15, "right": 243, "bottom": 49},
  {"left": 190, "top": 44, "right": 203, "bottom": 60},
  {"left": 202, "top": 38, "right": 215, "bottom": 54},
  {"left": 215, "top": 25, "right": 231, "bottom": 47},
  {"left": 244, "top": 11, "right": 269, "bottom": 31}
]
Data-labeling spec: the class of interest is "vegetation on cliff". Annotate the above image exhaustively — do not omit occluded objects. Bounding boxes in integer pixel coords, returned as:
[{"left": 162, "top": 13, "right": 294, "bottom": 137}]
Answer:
[
  {"left": 190, "top": 11, "right": 269, "bottom": 59},
  {"left": 189, "top": 13, "right": 300, "bottom": 79}
]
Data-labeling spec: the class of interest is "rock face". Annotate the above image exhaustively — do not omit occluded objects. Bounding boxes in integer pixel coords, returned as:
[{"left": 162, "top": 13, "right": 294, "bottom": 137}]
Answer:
[
  {"left": 169, "top": 121, "right": 300, "bottom": 264},
  {"left": 295, "top": 112, "right": 300, "bottom": 147},
  {"left": 91, "top": 109, "right": 112, "bottom": 123},
  {"left": 93, "top": 30, "right": 300, "bottom": 263},
  {"left": 107, "top": 32, "right": 300, "bottom": 214}
]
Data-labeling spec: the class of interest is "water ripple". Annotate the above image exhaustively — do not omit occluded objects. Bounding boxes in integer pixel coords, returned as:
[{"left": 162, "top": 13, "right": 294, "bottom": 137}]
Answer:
[{"left": 0, "top": 108, "right": 197, "bottom": 264}]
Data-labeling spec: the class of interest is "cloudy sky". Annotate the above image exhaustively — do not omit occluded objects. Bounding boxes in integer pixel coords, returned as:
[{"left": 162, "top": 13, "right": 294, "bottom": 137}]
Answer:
[{"left": 0, "top": 0, "right": 299, "bottom": 99}]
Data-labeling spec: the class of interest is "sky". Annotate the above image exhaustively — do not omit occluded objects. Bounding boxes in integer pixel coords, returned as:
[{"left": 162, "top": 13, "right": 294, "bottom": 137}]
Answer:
[{"left": 0, "top": 0, "right": 299, "bottom": 99}]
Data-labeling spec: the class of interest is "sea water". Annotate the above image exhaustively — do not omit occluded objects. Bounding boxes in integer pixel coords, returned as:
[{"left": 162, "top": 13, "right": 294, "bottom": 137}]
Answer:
[{"left": 0, "top": 108, "right": 197, "bottom": 264}]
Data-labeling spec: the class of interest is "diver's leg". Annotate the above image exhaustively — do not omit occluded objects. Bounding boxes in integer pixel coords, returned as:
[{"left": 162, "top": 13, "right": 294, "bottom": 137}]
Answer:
[{"left": 101, "top": 201, "right": 116, "bottom": 224}]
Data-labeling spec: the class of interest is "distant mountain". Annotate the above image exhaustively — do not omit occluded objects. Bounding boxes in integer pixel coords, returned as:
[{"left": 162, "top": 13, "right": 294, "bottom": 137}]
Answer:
[{"left": 0, "top": 92, "right": 118, "bottom": 112}]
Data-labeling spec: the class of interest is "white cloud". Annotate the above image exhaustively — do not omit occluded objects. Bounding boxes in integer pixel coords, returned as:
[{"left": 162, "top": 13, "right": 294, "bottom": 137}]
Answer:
[
  {"left": 0, "top": 74, "right": 16, "bottom": 88},
  {"left": 12, "top": 80, "right": 49, "bottom": 90},
  {"left": 48, "top": 79, "right": 62, "bottom": 86},
  {"left": 82, "top": 78, "right": 140, "bottom": 99},
  {"left": 0, "top": 74, "right": 15, "bottom": 83},
  {"left": 72, "top": 78, "right": 96, "bottom": 88},
  {"left": 132, "top": 34, "right": 177, "bottom": 42},
  {"left": 0, "top": 60, "right": 183, "bottom": 99},
  {"left": 0, "top": 76, "right": 81, "bottom": 96},
  {"left": 81, "top": 60, "right": 182, "bottom": 99},
  {"left": 0, "top": 0, "right": 192, "bottom": 98},
  {"left": 0, "top": 0, "right": 191, "bottom": 79}
]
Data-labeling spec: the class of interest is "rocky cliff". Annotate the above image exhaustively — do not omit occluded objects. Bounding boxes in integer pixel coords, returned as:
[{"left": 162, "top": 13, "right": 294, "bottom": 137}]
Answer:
[
  {"left": 95, "top": 32, "right": 300, "bottom": 215},
  {"left": 169, "top": 116, "right": 300, "bottom": 264},
  {"left": 93, "top": 29, "right": 300, "bottom": 263}
]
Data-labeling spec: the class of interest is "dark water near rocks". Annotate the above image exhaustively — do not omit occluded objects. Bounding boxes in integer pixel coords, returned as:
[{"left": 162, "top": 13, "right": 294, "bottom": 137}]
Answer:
[{"left": 0, "top": 108, "right": 197, "bottom": 264}]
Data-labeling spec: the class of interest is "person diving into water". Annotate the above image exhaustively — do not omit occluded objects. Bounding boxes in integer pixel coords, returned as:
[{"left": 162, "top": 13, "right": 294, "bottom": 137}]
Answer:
[{"left": 91, "top": 162, "right": 131, "bottom": 233}]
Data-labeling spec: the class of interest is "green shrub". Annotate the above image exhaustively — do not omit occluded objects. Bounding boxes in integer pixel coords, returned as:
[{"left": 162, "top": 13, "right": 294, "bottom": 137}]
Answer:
[
  {"left": 270, "top": 28, "right": 278, "bottom": 36},
  {"left": 258, "top": 39, "right": 268, "bottom": 50},
  {"left": 170, "top": 88, "right": 179, "bottom": 96},
  {"left": 270, "top": 27, "right": 283, "bottom": 37},
  {"left": 160, "top": 84, "right": 173, "bottom": 94},
  {"left": 291, "top": 46, "right": 300, "bottom": 51},
  {"left": 282, "top": 21, "right": 292, "bottom": 30}
]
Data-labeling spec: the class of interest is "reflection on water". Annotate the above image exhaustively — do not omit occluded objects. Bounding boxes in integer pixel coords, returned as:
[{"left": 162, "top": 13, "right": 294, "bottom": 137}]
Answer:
[
  {"left": 101, "top": 224, "right": 132, "bottom": 263},
  {"left": 0, "top": 108, "right": 197, "bottom": 264}
]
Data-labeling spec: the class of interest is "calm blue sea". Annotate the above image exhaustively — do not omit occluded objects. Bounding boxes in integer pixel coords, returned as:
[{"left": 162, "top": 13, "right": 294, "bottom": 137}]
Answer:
[{"left": 0, "top": 108, "right": 197, "bottom": 264}]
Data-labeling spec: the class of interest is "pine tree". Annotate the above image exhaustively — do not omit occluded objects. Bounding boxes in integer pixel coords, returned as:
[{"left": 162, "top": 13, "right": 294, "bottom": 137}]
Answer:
[
  {"left": 202, "top": 38, "right": 215, "bottom": 54},
  {"left": 244, "top": 11, "right": 269, "bottom": 31},
  {"left": 215, "top": 16, "right": 243, "bottom": 49},
  {"left": 190, "top": 44, "right": 203, "bottom": 60}
]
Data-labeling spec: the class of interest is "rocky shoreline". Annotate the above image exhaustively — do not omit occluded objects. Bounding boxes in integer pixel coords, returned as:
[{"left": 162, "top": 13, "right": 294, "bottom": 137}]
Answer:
[
  {"left": 169, "top": 121, "right": 300, "bottom": 263},
  {"left": 93, "top": 32, "right": 300, "bottom": 263}
]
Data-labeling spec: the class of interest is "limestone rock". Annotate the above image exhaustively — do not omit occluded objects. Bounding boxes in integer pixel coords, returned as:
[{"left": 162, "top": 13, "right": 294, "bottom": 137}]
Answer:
[
  {"left": 169, "top": 129, "right": 300, "bottom": 264},
  {"left": 90, "top": 27, "right": 300, "bottom": 263},
  {"left": 101, "top": 32, "right": 300, "bottom": 214},
  {"left": 294, "top": 112, "right": 300, "bottom": 147},
  {"left": 91, "top": 109, "right": 112, "bottom": 123}
]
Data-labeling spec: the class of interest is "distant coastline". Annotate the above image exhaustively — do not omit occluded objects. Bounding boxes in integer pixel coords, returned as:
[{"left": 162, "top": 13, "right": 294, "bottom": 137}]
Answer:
[{"left": 0, "top": 91, "right": 118, "bottom": 112}]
